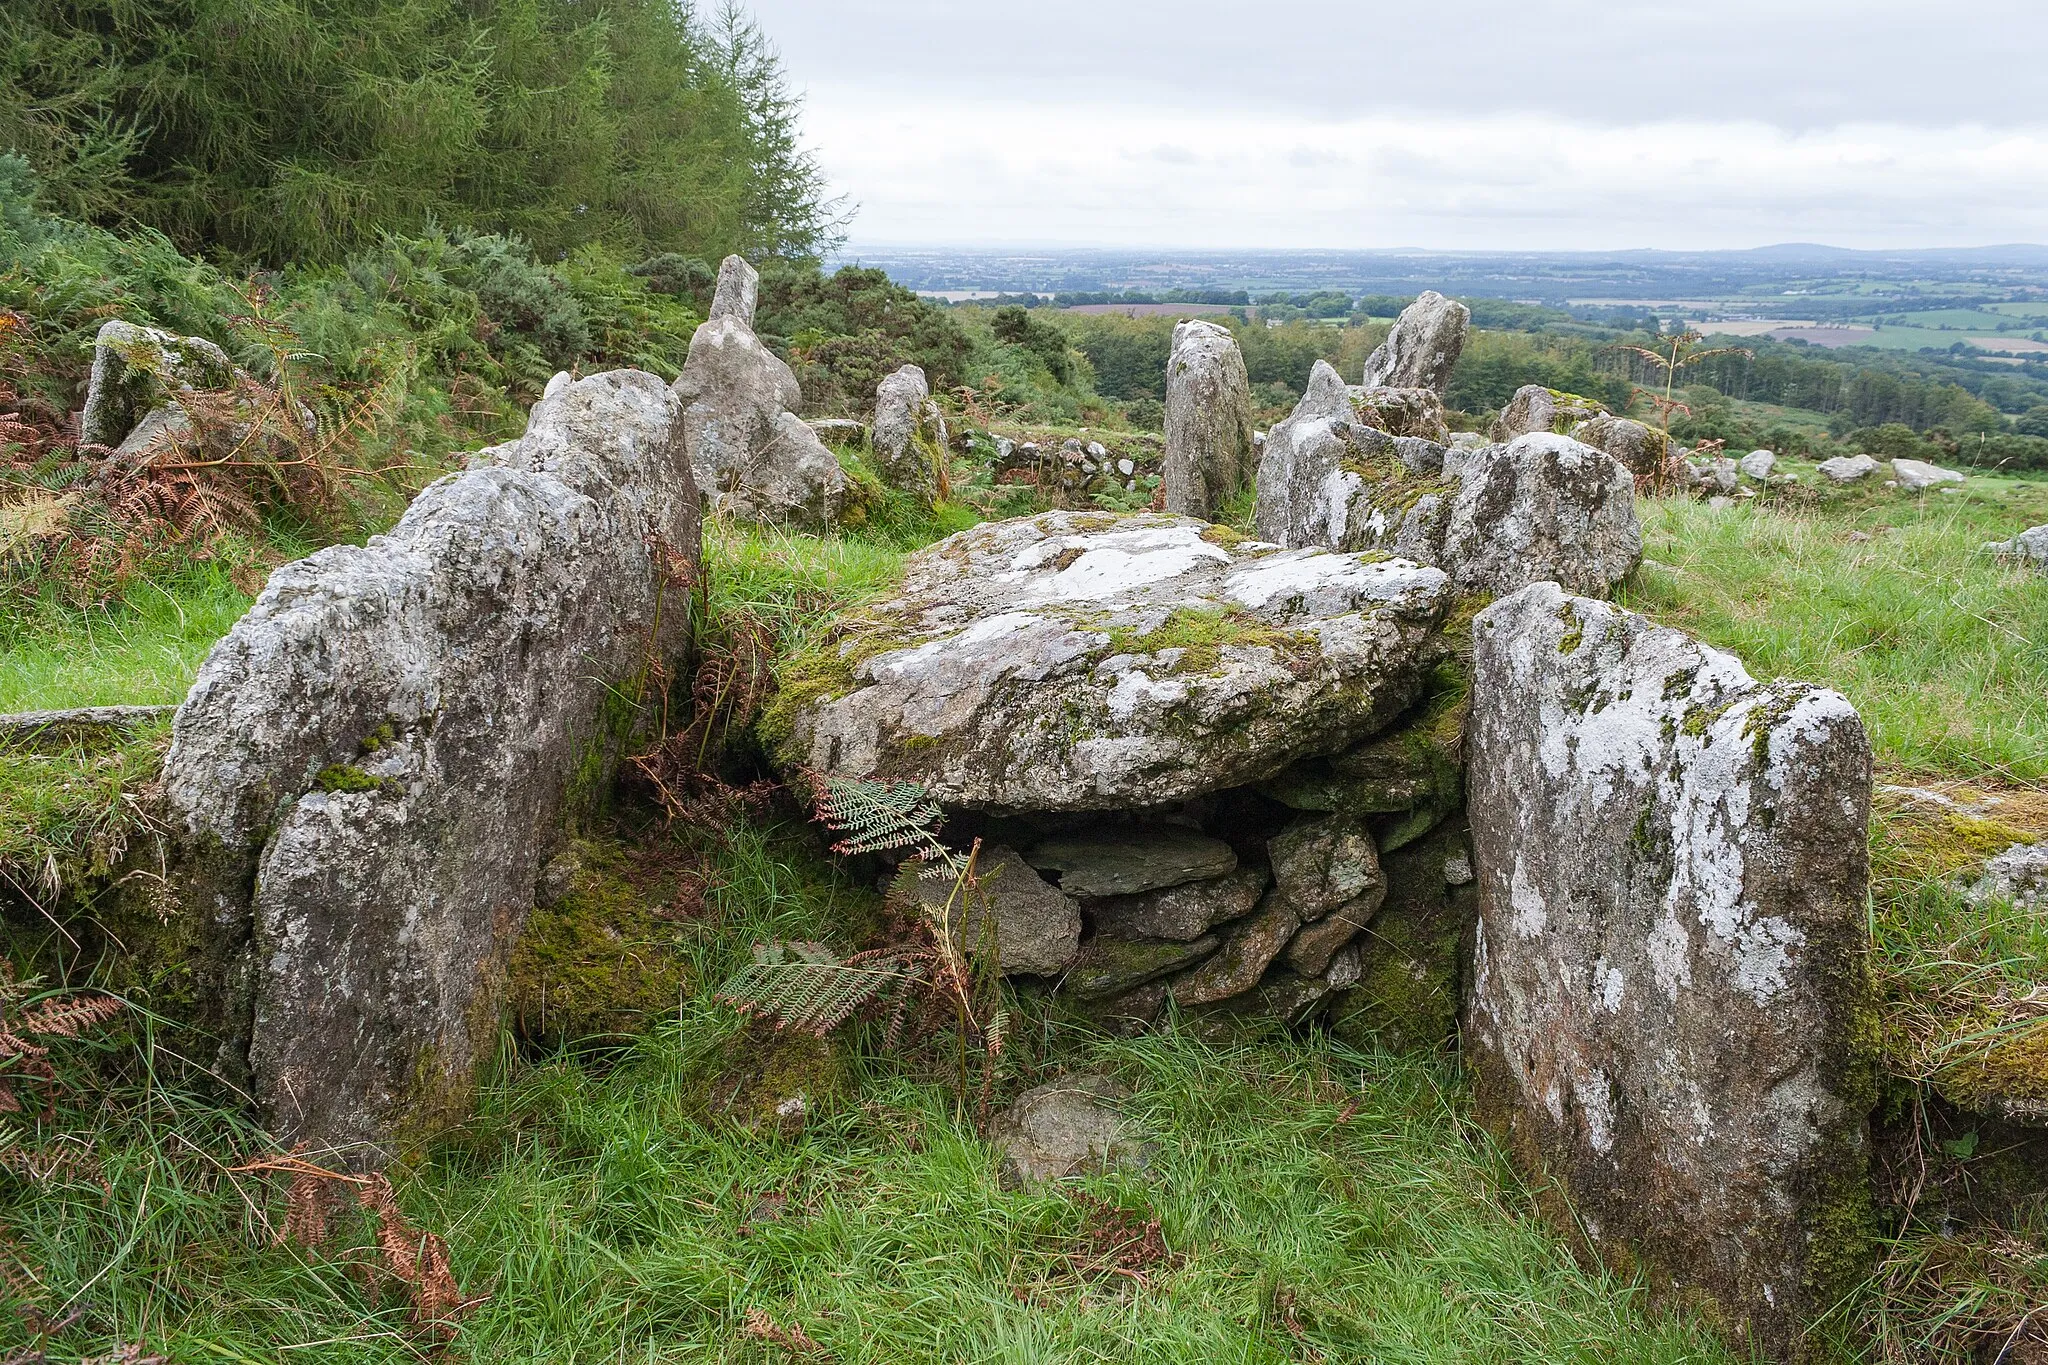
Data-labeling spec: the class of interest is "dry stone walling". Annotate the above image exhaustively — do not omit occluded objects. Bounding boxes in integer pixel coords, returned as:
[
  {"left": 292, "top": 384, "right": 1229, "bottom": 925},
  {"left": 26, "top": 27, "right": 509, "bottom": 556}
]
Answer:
[
  {"left": 1253, "top": 361, "right": 1641, "bottom": 599},
  {"left": 1162, "top": 319, "right": 1254, "bottom": 519},
  {"left": 771, "top": 511, "right": 1469, "bottom": 1031},
  {"left": 161, "top": 369, "right": 701, "bottom": 1150},
  {"left": 871, "top": 363, "right": 949, "bottom": 501},
  {"left": 674, "top": 254, "right": 846, "bottom": 527},
  {"left": 1464, "top": 583, "right": 1874, "bottom": 1357}
]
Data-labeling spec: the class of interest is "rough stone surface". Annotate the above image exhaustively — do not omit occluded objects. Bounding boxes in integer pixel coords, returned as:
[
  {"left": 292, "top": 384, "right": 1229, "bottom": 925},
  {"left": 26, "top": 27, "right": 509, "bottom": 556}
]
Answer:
[
  {"left": 162, "top": 369, "right": 701, "bottom": 1149},
  {"left": 1893, "top": 457, "right": 1964, "bottom": 491},
  {"left": 1257, "top": 383, "right": 1639, "bottom": 600},
  {"left": 1355, "top": 386, "right": 1451, "bottom": 444},
  {"left": 1817, "top": 454, "right": 1879, "bottom": 482},
  {"left": 707, "top": 254, "right": 758, "bottom": 326},
  {"left": 1438, "top": 435, "right": 1641, "bottom": 598},
  {"left": 1268, "top": 814, "right": 1383, "bottom": 921},
  {"left": 1968, "top": 841, "right": 2048, "bottom": 912},
  {"left": 674, "top": 314, "right": 845, "bottom": 526},
  {"left": 1739, "top": 449, "right": 1777, "bottom": 481},
  {"left": 1025, "top": 827, "right": 1237, "bottom": 897},
  {"left": 1489, "top": 385, "right": 1608, "bottom": 443},
  {"left": 989, "top": 1075, "right": 1149, "bottom": 1186},
  {"left": 1464, "top": 581, "right": 1874, "bottom": 1356},
  {"left": 1570, "top": 415, "right": 1668, "bottom": 482},
  {"left": 80, "top": 320, "right": 234, "bottom": 451},
  {"left": 872, "top": 364, "right": 948, "bottom": 499},
  {"left": 1986, "top": 524, "right": 2048, "bottom": 571},
  {"left": 1086, "top": 867, "right": 1268, "bottom": 942},
  {"left": 1062, "top": 935, "right": 1218, "bottom": 1002},
  {"left": 1361, "top": 291, "right": 1469, "bottom": 395},
  {"left": 912, "top": 844, "right": 1080, "bottom": 975},
  {"left": 1170, "top": 893, "right": 1300, "bottom": 1005},
  {"left": 779, "top": 511, "right": 1451, "bottom": 812},
  {"left": 1329, "top": 819, "right": 1476, "bottom": 1053},
  {"left": 1163, "top": 320, "right": 1255, "bottom": 518}
]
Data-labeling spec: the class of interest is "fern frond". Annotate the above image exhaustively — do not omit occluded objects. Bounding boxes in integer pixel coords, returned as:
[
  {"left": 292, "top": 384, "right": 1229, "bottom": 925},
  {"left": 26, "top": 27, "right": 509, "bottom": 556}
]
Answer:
[
  {"left": 718, "top": 941, "right": 929, "bottom": 1037},
  {"left": 16, "top": 993, "right": 124, "bottom": 1038},
  {"left": 807, "top": 773, "right": 949, "bottom": 860}
]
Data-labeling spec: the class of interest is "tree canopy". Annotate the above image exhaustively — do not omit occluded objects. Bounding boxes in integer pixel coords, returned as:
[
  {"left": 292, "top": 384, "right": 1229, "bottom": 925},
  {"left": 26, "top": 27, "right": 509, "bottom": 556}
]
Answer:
[{"left": 0, "top": 0, "right": 842, "bottom": 265}]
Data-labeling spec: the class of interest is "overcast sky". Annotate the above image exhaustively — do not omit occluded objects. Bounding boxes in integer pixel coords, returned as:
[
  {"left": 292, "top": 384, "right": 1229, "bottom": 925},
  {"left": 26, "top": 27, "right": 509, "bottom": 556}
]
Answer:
[{"left": 742, "top": 0, "right": 2048, "bottom": 252}]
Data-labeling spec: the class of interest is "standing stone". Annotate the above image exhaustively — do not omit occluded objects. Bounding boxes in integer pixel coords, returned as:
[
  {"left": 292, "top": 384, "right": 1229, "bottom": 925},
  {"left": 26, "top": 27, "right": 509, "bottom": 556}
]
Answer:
[
  {"left": 163, "top": 370, "right": 702, "bottom": 1150},
  {"left": 873, "top": 364, "right": 948, "bottom": 500},
  {"left": 1437, "top": 434, "right": 1641, "bottom": 598},
  {"left": 79, "top": 320, "right": 235, "bottom": 451},
  {"left": 1361, "top": 291, "right": 1469, "bottom": 395},
  {"left": 1464, "top": 581, "right": 1875, "bottom": 1357},
  {"left": 1490, "top": 386, "right": 1609, "bottom": 443},
  {"left": 1252, "top": 361, "right": 1385, "bottom": 549},
  {"left": 708, "top": 254, "right": 758, "bottom": 326},
  {"left": 1163, "top": 320, "right": 1255, "bottom": 518},
  {"left": 674, "top": 314, "right": 846, "bottom": 527}
]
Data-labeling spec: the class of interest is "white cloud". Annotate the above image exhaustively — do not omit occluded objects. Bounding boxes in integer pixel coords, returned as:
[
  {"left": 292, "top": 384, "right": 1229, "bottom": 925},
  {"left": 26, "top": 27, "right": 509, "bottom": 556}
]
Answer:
[{"left": 801, "top": 92, "right": 2048, "bottom": 250}]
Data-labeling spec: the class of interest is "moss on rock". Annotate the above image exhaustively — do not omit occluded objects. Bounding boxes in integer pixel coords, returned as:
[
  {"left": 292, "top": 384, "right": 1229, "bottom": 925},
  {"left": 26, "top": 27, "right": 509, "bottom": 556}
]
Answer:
[
  {"left": 505, "top": 835, "right": 690, "bottom": 1045},
  {"left": 1329, "top": 818, "right": 1474, "bottom": 1053}
]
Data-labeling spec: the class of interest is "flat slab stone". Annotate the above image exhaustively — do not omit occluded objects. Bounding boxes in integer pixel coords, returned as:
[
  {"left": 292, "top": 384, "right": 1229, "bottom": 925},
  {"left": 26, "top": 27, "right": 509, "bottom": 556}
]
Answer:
[
  {"left": 1463, "top": 581, "right": 1874, "bottom": 1357},
  {"left": 912, "top": 844, "right": 1079, "bottom": 975},
  {"left": 776, "top": 511, "right": 1451, "bottom": 811},
  {"left": 1024, "top": 826, "right": 1237, "bottom": 898},
  {"left": 1087, "top": 866, "right": 1268, "bottom": 942}
]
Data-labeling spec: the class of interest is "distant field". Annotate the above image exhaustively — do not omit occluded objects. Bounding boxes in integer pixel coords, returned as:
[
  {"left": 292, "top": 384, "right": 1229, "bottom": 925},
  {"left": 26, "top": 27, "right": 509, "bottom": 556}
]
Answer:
[{"left": 1064, "top": 302, "right": 1236, "bottom": 317}]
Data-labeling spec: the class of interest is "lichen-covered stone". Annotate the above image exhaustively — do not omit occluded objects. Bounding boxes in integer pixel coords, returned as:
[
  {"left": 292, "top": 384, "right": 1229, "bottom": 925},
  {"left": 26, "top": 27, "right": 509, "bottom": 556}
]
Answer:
[
  {"left": 1967, "top": 840, "right": 2048, "bottom": 912},
  {"left": 1463, "top": 581, "right": 1875, "bottom": 1357},
  {"left": 1361, "top": 291, "right": 1468, "bottom": 395},
  {"left": 1355, "top": 386, "right": 1450, "bottom": 443},
  {"left": 1437, "top": 434, "right": 1640, "bottom": 598},
  {"left": 162, "top": 369, "right": 700, "bottom": 1149},
  {"left": 1817, "top": 454, "right": 1879, "bottom": 483},
  {"left": 674, "top": 314, "right": 845, "bottom": 527},
  {"left": 79, "top": 320, "right": 235, "bottom": 451},
  {"left": 1163, "top": 319, "right": 1254, "bottom": 518},
  {"left": 1087, "top": 867, "right": 1267, "bottom": 942},
  {"left": 777, "top": 511, "right": 1451, "bottom": 812},
  {"left": 707, "top": 253, "right": 758, "bottom": 326},
  {"left": 1268, "top": 814, "right": 1382, "bottom": 922},
  {"left": 1985, "top": 524, "right": 2048, "bottom": 572},
  {"left": 1570, "top": 414, "right": 1670, "bottom": 482},
  {"left": 911, "top": 843, "right": 1079, "bottom": 975},
  {"left": 1262, "top": 421, "right": 1639, "bottom": 600},
  {"left": 872, "top": 364, "right": 948, "bottom": 500},
  {"left": 990, "top": 1074, "right": 1150, "bottom": 1186},
  {"left": 1892, "top": 457, "right": 1964, "bottom": 491},
  {"left": 1489, "top": 385, "right": 1608, "bottom": 443},
  {"left": 1738, "top": 449, "right": 1777, "bottom": 482},
  {"left": 1025, "top": 827, "right": 1237, "bottom": 897}
]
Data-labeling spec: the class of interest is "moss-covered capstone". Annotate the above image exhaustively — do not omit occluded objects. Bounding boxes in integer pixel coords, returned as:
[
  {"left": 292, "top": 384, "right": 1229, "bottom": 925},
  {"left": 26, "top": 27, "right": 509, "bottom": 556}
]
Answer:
[{"left": 772, "top": 510, "right": 1452, "bottom": 813}]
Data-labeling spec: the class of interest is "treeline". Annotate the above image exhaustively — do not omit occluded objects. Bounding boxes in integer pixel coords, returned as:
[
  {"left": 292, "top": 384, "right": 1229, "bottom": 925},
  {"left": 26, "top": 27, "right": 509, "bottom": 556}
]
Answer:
[
  {"left": 1051, "top": 288, "right": 1252, "bottom": 307},
  {"left": 1, "top": 0, "right": 839, "bottom": 265}
]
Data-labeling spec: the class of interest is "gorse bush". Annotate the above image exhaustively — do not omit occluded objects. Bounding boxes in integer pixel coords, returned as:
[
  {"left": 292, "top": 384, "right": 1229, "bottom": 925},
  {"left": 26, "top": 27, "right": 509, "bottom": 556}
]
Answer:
[{"left": 0, "top": 0, "right": 841, "bottom": 265}]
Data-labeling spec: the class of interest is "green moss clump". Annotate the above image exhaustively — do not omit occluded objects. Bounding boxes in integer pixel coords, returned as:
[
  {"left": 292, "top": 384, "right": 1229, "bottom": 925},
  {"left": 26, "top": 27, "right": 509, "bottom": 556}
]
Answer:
[
  {"left": 1555, "top": 599, "right": 1584, "bottom": 654},
  {"left": 756, "top": 615, "right": 923, "bottom": 763},
  {"left": 505, "top": 836, "right": 690, "bottom": 1045},
  {"left": 315, "top": 762, "right": 382, "bottom": 793},
  {"left": 692, "top": 1027, "right": 846, "bottom": 1134},
  {"left": 1103, "top": 605, "right": 1316, "bottom": 676}
]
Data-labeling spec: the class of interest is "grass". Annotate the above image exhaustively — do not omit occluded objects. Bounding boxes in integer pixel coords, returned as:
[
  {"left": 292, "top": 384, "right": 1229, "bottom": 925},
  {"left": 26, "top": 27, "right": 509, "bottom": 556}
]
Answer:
[
  {"left": 0, "top": 566, "right": 257, "bottom": 714},
  {"left": 1617, "top": 472, "right": 2048, "bottom": 782},
  {"left": 3, "top": 817, "right": 1735, "bottom": 1364}
]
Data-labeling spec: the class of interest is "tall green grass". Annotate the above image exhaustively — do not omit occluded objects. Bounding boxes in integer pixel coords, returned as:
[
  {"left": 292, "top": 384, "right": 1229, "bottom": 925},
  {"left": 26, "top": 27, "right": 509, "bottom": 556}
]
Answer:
[
  {"left": 4, "top": 823, "right": 1732, "bottom": 1364},
  {"left": 1619, "top": 475, "right": 2048, "bottom": 781}
]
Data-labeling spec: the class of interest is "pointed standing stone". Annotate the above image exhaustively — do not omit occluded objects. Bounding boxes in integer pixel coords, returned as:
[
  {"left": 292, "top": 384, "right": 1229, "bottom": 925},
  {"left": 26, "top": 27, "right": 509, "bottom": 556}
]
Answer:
[
  {"left": 708, "top": 254, "right": 759, "bottom": 327},
  {"left": 1361, "top": 291, "right": 1469, "bottom": 395}
]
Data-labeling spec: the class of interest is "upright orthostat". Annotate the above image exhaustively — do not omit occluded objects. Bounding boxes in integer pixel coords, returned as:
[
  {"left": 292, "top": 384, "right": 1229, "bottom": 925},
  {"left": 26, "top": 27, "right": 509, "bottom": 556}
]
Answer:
[
  {"left": 1162, "top": 319, "right": 1254, "bottom": 518},
  {"left": 162, "top": 370, "right": 701, "bottom": 1151},
  {"left": 1361, "top": 291, "right": 1469, "bottom": 395},
  {"left": 872, "top": 363, "right": 948, "bottom": 500},
  {"left": 1464, "top": 582, "right": 1875, "bottom": 1360}
]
